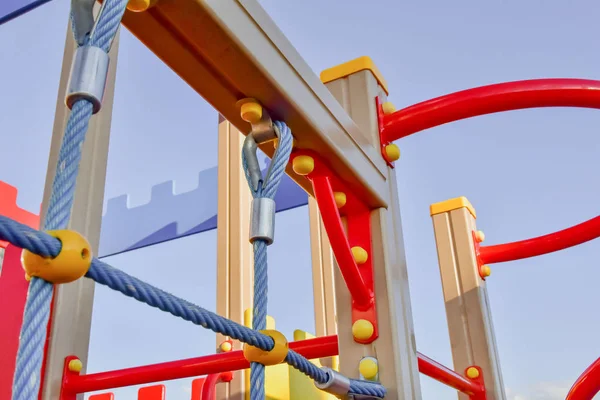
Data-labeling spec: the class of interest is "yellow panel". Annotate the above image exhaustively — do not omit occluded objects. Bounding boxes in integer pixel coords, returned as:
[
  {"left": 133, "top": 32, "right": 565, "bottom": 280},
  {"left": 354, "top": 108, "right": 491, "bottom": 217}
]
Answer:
[
  {"left": 244, "top": 310, "right": 289, "bottom": 400},
  {"left": 430, "top": 196, "right": 477, "bottom": 219},
  {"left": 289, "top": 330, "right": 337, "bottom": 400},
  {"left": 320, "top": 56, "right": 389, "bottom": 95}
]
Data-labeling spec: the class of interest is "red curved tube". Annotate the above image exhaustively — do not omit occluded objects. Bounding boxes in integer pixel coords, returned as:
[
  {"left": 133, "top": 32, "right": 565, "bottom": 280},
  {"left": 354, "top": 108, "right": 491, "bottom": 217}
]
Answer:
[
  {"left": 566, "top": 358, "right": 600, "bottom": 400},
  {"left": 479, "top": 215, "right": 600, "bottom": 265},
  {"left": 200, "top": 371, "right": 233, "bottom": 399},
  {"left": 381, "top": 79, "right": 600, "bottom": 142}
]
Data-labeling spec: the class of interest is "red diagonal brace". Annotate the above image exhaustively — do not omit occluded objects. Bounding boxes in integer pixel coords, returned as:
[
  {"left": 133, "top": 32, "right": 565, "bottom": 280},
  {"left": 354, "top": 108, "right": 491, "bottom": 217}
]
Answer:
[{"left": 293, "top": 150, "right": 378, "bottom": 344}]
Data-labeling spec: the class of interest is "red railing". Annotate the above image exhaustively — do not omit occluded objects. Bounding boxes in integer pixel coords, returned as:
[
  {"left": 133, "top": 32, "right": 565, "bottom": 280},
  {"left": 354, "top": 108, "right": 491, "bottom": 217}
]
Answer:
[
  {"left": 61, "top": 333, "right": 484, "bottom": 399},
  {"left": 200, "top": 371, "right": 233, "bottom": 399},
  {"left": 418, "top": 354, "right": 485, "bottom": 399},
  {"left": 566, "top": 358, "right": 600, "bottom": 400},
  {"left": 380, "top": 78, "right": 600, "bottom": 143},
  {"left": 479, "top": 215, "right": 600, "bottom": 265}
]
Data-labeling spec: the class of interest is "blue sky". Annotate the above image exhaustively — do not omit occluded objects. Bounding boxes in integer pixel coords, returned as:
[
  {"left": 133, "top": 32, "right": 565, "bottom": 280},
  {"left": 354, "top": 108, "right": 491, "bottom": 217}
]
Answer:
[{"left": 1, "top": 0, "right": 600, "bottom": 399}]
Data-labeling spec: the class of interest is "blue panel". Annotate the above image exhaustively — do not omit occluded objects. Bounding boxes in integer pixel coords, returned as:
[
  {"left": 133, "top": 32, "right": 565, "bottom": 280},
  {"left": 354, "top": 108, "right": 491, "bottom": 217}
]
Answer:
[
  {"left": 98, "top": 155, "right": 309, "bottom": 258},
  {"left": 0, "top": 0, "right": 53, "bottom": 25}
]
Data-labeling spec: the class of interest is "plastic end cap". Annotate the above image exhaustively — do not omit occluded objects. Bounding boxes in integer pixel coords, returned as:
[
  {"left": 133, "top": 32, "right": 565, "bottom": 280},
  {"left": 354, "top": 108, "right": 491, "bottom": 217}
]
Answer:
[{"left": 21, "top": 230, "right": 92, "bottom": 284}]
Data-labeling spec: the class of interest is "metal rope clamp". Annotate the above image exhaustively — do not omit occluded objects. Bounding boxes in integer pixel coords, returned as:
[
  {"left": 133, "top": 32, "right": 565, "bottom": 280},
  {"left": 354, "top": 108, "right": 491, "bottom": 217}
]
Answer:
[
  {"left": 241, "top": 100, "right": 280, "bottom": 246},
  {"left": 65, "top": 0, "right": 114, "bottom": 114}
]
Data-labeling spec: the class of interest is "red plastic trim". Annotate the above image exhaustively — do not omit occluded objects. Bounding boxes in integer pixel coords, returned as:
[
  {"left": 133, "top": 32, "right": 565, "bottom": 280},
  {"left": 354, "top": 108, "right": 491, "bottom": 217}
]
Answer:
[
  {"left": 566, "top": 357, "right": 600, "bottom": 400},
  {"left": 380, "top": 78, "right": 600, "bottom": 143},
  {"left": 478, "top": 215, "right": 600, "bottom": 265},
  {"left": 138, "top": 384, "right": 166, "bottom": 399},
  {"left": 295, "top": 149, "right": 378, "bottom": 344},
  {"left": 60, "top": 335, "right": 339, "bottom": 396},
  {"left": 418, "top": 355, "right": 486, "bottom": 398},
  {"left": 200, "top": 371, "right": 233, "bottom": 399}
]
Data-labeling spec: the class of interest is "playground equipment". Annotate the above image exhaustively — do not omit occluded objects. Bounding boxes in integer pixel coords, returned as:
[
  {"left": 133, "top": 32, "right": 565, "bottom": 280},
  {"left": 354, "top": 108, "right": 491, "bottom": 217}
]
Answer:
[{"left": 1, "top": 0, "right": 600, "bottom": 399}]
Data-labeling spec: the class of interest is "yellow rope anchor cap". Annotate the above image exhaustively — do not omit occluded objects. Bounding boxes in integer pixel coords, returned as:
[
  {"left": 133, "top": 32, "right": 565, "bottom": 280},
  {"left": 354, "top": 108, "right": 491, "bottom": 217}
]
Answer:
[
  {"left": 243, "top": 329, "right": 288, "bottom": 366},
  {"left": 21, "top": 230, "right": 93, "bottom": 284}
]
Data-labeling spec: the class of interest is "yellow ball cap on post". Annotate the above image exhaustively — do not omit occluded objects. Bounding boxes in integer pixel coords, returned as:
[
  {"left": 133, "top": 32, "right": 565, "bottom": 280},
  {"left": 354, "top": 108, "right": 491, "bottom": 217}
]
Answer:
[{"left": 21, "top": 230, "right": 93, "bottom": 284}]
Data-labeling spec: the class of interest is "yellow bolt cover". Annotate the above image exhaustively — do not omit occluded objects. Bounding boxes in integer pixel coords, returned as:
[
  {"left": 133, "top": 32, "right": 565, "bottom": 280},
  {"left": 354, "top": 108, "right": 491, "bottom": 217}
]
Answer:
[
  {"left": 334, "top": 192, "right": 347, "bottom": 208},
  {"left": 126, "top": 0, "right": 158, "bottom": 12},
  {"left": 243, "top": 329, "right": 288, "bottom": 366},
  {"left": 352, "top": 319, "right": 374, "bottom": 341},
  {"left": 359, "top": 358, "right": 379, "bottom": 380},
  {"left": 351, "top": 246, "right": 368, "bottom": 264},
  {"left": 292, "top": 155, "right": 315, "bottom": 176},
  {"left": 466, "top": 367, "right": 480, "bottom": 379},
  {"left": 240, "top": 102, "right": 263, "bottom": 124},
  {"left": 382, "top": 101, "right": 396, "bottom": 115},
  {"left": 220, "top": 341, "right": 233, "bottom": 352},
  {"left": 68, "top": 358, "right": 83, "bottom": 373},
  {"left": 475, "top": 230, "right": 485, "bottom": 243},
  {"left": 481, "top": 265, "right": 491, "bottom": 278},
  {"left": 384, "top": 144, "right": 400, "bottom": 162},
  {"left": 21, "top": 230, "right": 93, "bottom": 284}
]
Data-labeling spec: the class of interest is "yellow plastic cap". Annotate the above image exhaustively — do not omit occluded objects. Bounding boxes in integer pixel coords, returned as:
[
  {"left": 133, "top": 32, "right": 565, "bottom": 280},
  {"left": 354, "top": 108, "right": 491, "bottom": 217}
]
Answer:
[
  {"left": 68, "top": 358, "right": 83, "bottom": 373},
  {"left": 382, "top": 102, "right": 396, "bottom": 115},
  {"left": 481, "top": 265, "right": 491, "bottom": 278},
  {"left": 220, "top": 341, "right": 233, "bottom": 352},
  {"left": 243, "top": 330, "right": 288, "bottom": 366},
  {"left": 351, "top": 246, "right": 368, "bottom": 264},
  {"left": 475, "top": 230, "right": 485, "bottom": 243},
  {"left": 127, "top": 0, "right": 157, "bottom": 12},
  {"left": 334, "top": 192, "right": 347, "bottom": 208},
  {"left": 359, "top": 358, "right": 379, "bottom": 380},
  {"left": 292, "top": 155, "right": 315, "bottom": 176},
  {"left": 21, "top": 230, "right": 92, "bottom": 284},
  {"left": 352, "top": 319, "right": 374, "bottom": 341},
  {"left": 240, "top": 102, "right": 263, "bottom": 124},
  {"left": 466, "top": 367, "right": 480, "bottom": 379},
  {"left": 384, "top": 144, "right": 400, "bottom": 162}
]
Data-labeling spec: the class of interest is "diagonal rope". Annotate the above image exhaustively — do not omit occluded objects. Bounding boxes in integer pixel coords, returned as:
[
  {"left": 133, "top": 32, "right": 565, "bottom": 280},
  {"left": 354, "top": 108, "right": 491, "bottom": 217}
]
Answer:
[
  {"left": 11, "top": 1, "right": 128, "bottom": 399},
  {"left": 0, "top": 215, "right": 387, "bottom": 398}
]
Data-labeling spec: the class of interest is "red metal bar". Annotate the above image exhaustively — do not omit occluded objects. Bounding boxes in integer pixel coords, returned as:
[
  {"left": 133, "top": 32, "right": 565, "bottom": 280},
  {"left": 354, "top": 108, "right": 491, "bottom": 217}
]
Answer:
[
  {"left": 61, "top": 335, "right": 338, "bottom": 395},
  {"left": 417, "top": 354, "right": 485, "bottom": 397},
  {"left": 566, "top": 358, "right": 600, "bottom": 400},
  {"left": 380, "top": 78, "right": 600, "bottom": 143},
  {"left": 311, "top": 175, "right": 373, "bottom": 309},
  {"left": 200, "top": 372, "right": 233, "bottom": 400},
  {"left": 478, "top": 215, "right": 600, "bottom": 265}
]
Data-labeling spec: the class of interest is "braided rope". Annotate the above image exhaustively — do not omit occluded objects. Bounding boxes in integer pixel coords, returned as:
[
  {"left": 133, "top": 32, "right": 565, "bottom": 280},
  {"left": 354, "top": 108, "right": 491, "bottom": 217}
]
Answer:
[
  {"left": 0, "top": 215, "right": 386, "bottom": 398},
  {"left": 241, "top": 121, "right": 294, "bottom": 400},
  {"left": 11, "top": 1, "right": 128, "bottom": 399}
]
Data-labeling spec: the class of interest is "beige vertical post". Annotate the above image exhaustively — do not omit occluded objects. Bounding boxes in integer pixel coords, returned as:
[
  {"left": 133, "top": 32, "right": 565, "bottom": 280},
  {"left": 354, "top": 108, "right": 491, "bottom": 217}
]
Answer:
[
  {"left": 319, "top": 57, "right": 422, "bottom": 399},
  {"left": 430, "top": 197, "right": 506, "bottom": 400},
  {"left": 216, "top": 115, "right": 254, "bottom": 400},
  {"left": 40, "top": 13, "right": 121, "bottom": 400},
  {"left": 308, "top": 197, "right": 337, "bottom": 368}
]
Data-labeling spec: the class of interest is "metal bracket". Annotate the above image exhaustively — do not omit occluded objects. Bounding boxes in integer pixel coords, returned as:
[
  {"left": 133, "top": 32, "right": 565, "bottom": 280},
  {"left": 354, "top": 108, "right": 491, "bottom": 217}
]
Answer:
[
  {"left": 236, "top": 98, "right": 277, "bottom": 144},
  {"left": 70, "top": 0, "right": 116, "bottom": 50}
]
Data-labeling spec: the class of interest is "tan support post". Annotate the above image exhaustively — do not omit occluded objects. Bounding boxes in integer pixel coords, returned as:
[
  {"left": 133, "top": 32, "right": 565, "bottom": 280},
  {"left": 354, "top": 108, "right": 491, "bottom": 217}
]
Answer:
[
  {"left": 40, "top": 11, "right": 120, "bottom": 400},
  {"left": 308, "top": 197, "right": 337, "bottom": 368},
  {"left": 320, "top": 57, "right": 422, "bottom": 399},
  {"left": 216, "top": 115, "right": 254, "bottom": 400},
  {"left": 430, "top": 197, "right": 506, "bottom": 399}
]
